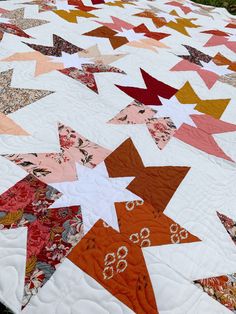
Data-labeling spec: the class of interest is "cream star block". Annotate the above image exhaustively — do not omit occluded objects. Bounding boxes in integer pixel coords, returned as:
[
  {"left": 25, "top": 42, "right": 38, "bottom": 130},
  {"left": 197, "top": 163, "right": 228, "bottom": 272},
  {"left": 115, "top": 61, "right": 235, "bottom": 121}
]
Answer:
[
  {"left": 50, "top": 52, "right": 94, "bottom": 70},
  {"left": 154, "top": 96, "right": 197, "bottom": 128},
  {"left": 50, "top": 163, "right": 140, "bottom": 233},
  {"left": 200, "top": 60, "right": 234, "bottom": 76},
  {"left": 115, "top": 28, "right": 146, "bottom": 42}
]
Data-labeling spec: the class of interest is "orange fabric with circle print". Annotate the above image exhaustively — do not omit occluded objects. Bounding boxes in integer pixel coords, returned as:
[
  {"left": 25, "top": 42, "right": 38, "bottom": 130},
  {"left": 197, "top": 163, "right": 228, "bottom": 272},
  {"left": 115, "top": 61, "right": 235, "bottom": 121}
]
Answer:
[
  {"left": 68, "top": 219, "right": 158, "bottom": 314},
  {"left": 115, "top": 201, "right": 200, "bottom": 246},
  {"left": 105, "top": 138, "right": 190, "bottom": 213}
]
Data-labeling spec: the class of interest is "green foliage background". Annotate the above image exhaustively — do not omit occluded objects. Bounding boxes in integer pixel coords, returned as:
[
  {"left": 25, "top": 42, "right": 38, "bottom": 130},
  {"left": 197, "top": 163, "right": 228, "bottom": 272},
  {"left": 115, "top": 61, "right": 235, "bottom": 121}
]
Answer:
[{"left": 192, "top": 0, "right": 236, "bottom": 14}]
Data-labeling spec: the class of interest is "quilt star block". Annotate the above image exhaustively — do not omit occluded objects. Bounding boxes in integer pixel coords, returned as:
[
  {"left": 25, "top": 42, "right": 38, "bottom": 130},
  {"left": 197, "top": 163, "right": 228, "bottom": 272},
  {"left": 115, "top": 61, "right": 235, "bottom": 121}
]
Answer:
[
  {"left": 166, "top": 0, "right": 219, "bottom": 17},
  {"left": 83, "top": 16, "right": 170, "bottom": 51},
  {"left": 134, "top": 7, "right": 200, "bottom": 37},
  {"left": 0, "top": 0, "right": 236, "bottom": 313},
  {"left": 110, "top": 69, "right": 233, "bottom": 156},
  {"left": 166, "top": 0, "right": 194, "bottom": 14},
  {"left": 4, "top": 123, "right": 111, "bottom": 184},
  {"left": 0, "top": 69, "right": 53, "bottom": 115},
  {"left": 171, "top": 45, "right": 236, "bottom": 89},
  {"left": 154, "top": 96, "right": 197, "bottom": 128},
  {"left": 2, "top": 35, "right": 126, "bottom": 93},
  {"left": 175, "top": 81, "right": 230, "bottom": 119},
  {"left": 22, "top": 0, "right": 99, "bottom": 21},
  {"left": 53, "top": 9, "right": 97, "bottom": 23},
  {"left": 49, "top": 138, "right": 191, "bottom": 233}
]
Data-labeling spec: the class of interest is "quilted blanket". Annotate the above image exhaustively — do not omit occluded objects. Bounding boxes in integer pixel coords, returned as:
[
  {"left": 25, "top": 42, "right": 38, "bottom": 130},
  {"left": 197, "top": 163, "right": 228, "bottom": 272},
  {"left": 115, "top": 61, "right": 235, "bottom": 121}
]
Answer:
[{"left": 0, "top": 0, "right": 235, "bottom": 313}]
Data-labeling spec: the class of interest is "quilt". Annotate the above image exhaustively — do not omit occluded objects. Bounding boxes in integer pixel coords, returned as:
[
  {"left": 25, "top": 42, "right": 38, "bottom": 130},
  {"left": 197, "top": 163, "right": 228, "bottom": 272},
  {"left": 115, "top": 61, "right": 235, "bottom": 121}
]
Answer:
[{"left": 0, "top": 0, "right": 235, "bottom": 313}]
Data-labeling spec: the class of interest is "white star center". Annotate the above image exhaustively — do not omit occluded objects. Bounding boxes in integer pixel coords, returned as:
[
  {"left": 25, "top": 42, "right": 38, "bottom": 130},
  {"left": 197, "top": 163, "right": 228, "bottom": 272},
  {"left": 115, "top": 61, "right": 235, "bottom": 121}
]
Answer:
[
  {"left": 50, "top": 163, "right": 140, "bottom": 233},
  {"left": 200, "top": 60, "right": 234, "bottom": 76},
  {"left": 50, "top": 52, "right": 94, "bottom": 70},
  {"left": 152, "top": 96, "right": 198, "bottom": 129},
  {"left": 115, "top": 28, "right": 146, "bottom": 42}
]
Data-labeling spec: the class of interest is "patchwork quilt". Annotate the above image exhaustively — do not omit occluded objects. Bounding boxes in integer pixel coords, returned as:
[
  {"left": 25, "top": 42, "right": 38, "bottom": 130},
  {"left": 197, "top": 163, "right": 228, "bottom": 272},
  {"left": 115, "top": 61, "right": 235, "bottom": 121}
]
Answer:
[{"left": 0, "top": 0, "right": 235, "bottom": 313}]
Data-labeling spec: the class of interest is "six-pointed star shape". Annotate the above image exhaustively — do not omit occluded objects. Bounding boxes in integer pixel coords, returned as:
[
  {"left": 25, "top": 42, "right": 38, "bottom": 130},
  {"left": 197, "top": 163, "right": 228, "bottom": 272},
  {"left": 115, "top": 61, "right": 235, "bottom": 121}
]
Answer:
[
  {"left": 134, "top": 6, "right": 200, "bottom": 37},
  {"left": 171, "top": 45, "right": 236, "bottom": 89},
  {"left": 83, "top": 16, "right": 170, "bottom": 51},
  {"left": 155, "top": 96, "right": 197, "bottom": 128},
  {"left": 51, "top": 162, "right": 140, "bottom": 232},
  {"left": 2, "top": 35, "right": 126, "bottom": 93}
]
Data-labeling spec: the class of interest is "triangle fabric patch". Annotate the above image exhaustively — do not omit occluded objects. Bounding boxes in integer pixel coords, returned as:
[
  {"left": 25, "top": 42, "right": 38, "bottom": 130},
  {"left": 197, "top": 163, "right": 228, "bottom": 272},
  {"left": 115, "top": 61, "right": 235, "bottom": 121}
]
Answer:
[
  {"left": 217, "top": 212, "right": 236, "bottom": 245},
  {"left": 68, "top": 219, "right": 159, "bottom": 314},
  {"left": 115, "top": 200, "right": 201, "bottom": 246},
  {"left": 194, "top": 274, "right": 236, "bottom": 312}
]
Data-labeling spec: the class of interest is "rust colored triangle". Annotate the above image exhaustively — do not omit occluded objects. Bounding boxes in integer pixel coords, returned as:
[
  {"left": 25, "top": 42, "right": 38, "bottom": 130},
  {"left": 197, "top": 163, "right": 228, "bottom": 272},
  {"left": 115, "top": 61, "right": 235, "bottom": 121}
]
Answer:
[
  {"left": 105, "top": 138, "right": 144, "bottom": 178},
  {"left": 127, "top": 166, "right": 190, "bottom": 213},
  {"left": 68, "top": 219, "right": 159, "bottom": 313},
  {"left": 115, "top": 201, "right": 201, "bottom": 246}
]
